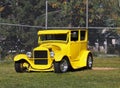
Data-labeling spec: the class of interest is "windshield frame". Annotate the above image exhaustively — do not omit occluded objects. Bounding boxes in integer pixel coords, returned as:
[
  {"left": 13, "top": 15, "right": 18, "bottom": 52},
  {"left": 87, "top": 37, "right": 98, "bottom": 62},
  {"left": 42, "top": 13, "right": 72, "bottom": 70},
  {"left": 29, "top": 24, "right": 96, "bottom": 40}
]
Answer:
[{"left": 38, "top": 33, "right": 69, "bottom": 44}]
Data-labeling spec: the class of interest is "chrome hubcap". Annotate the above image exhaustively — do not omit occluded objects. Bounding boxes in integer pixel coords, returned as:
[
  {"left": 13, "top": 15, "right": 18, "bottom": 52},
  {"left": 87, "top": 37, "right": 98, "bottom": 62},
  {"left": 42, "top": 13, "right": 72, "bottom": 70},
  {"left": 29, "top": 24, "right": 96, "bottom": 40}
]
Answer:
[
  {"left": 60, "top": 59, "right": 68, "bottom": 72},
  {"left": 88, "top": 56, "right": 92, "bottom": 67}
]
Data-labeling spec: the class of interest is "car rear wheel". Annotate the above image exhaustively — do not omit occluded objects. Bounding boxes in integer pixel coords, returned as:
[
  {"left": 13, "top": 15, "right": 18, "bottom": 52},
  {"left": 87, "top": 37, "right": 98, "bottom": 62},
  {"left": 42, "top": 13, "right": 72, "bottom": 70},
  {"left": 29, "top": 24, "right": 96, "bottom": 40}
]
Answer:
[
  {"left": 15, "top": 61, "right": 29, "bottom": 72},
  {"left": 54, "top": 58, "right": 69, "bottom": 73},
  {"left": 87, "top": 54, "right": 93, "bottom": 69}
]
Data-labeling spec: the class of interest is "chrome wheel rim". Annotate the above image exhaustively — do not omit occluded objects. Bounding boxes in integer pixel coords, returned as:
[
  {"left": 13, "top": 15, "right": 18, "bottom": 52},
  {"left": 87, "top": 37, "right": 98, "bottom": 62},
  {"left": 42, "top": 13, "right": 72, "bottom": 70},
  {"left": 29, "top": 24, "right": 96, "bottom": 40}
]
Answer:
[
  {"left": 88, "top": 56, "right": 93, "bottom": 68},
  {"left": 60, "top": 59, "right": 68, "bottom": 72}
]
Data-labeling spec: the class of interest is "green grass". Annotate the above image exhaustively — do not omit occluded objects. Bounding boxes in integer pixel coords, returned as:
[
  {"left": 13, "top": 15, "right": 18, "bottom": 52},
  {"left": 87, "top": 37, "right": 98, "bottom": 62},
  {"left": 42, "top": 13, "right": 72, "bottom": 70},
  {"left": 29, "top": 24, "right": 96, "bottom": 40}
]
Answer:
[
  {"left": 0, "top": 58, "right": 120, "bottom": 88},
  {"left": 93, "top": 57, "right": 120, "bottom": 68}
]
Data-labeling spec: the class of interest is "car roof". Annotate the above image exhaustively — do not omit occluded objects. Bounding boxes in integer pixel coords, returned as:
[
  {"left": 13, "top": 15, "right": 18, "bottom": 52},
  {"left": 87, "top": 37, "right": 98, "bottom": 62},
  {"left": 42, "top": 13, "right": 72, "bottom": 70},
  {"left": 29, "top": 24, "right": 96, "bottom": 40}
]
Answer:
[{"left": 38, "top": 29, "right": 70, "bottom": 35}]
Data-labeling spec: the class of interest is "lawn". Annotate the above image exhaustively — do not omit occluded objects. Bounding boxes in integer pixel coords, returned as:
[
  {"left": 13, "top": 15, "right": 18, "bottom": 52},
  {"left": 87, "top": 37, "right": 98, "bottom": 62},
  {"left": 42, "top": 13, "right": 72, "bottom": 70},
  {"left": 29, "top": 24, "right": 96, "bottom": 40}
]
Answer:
[{"left": 0, "top": 57, "right": 120, "bottom": 88}]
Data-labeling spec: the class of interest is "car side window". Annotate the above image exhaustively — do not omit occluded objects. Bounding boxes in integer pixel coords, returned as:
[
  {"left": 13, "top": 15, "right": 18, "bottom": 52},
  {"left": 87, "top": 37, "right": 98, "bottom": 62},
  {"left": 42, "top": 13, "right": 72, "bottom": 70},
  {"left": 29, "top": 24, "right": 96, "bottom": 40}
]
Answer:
[
  {"left": 80, "top": 31, "right": 86, "bottom": 40},
  {"left": 71, "top": 31, "right": 78, "bottom": 41}
]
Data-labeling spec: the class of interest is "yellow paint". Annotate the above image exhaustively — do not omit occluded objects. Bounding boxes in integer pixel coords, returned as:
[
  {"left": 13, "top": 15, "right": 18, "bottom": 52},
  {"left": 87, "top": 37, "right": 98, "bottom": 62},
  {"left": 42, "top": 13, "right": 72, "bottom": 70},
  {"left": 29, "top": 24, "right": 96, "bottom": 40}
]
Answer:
[{"left": 14, "top": 29, "right": 92, "bottom": 72}]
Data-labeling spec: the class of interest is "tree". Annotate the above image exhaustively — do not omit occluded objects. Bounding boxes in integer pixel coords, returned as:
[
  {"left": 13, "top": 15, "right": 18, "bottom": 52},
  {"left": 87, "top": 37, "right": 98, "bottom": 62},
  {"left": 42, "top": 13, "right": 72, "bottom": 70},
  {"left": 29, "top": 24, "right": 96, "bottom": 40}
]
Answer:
[{"left": 0, "top": 0, "right": 120, "bottom": 57}]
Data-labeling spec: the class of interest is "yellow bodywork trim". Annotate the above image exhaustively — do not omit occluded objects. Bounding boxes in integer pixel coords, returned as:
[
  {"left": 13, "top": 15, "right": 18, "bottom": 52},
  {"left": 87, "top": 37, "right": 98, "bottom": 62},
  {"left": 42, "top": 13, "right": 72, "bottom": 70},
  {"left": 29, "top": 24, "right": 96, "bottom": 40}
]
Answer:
[
  {"left": 38, "top": 30, "right": 70, "bottom": 35},
  {"left": 14, "top": 54, "right": 54, "bottom": 71},
  {"left": 70, "top": 51, "right": 90, "bottom": 69},
  {"left": 14, "top": 54, "right": 29, "bottom": 62}
]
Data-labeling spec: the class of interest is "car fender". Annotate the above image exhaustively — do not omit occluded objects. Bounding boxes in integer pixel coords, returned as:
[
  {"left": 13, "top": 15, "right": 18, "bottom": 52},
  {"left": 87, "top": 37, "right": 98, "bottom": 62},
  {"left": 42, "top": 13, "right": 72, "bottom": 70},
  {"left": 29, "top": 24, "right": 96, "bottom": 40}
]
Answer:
[
  {"left": 54, "top": 54, "right": 65, "bottom": 62},
  {"left": 14, "top": 54, "right": 30, "bottom": 62},
  {"left": 81, "top": 50, "right": 92, "bottom": 66}
]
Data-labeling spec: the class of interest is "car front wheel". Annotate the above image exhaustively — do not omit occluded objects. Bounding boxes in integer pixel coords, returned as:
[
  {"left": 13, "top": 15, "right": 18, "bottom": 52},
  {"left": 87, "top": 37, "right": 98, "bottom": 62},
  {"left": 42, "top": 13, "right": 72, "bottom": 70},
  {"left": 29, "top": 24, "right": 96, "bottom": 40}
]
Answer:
[
  {"left": 15, "top": 61, "right": 29, "bottom": 73},
  {"left": 54, "top": 58, "right": 69, "bottom": 73}
]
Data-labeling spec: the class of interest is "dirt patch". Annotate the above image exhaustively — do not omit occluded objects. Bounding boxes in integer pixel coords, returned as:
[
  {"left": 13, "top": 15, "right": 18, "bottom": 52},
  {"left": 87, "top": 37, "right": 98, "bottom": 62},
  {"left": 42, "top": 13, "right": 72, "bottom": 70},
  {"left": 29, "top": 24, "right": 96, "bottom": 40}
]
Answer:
[{"left": 93, "top": 67, "right": 119, "bottom": 71}]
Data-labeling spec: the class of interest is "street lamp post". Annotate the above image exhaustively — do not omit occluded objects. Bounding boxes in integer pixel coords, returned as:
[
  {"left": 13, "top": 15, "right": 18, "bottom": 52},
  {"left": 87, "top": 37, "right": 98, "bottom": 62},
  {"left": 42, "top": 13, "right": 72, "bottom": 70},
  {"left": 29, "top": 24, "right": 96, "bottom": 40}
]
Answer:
[{"left": 45, "top": 0, "right": 48, "bottom": 29}]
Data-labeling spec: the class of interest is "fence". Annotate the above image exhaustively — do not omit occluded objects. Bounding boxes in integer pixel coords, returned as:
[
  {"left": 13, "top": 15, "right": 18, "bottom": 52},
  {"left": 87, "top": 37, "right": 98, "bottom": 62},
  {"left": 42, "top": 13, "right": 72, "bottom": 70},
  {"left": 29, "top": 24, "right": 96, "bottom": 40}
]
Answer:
[
  {"left": 0, "top": 24, "right": 120, "bottom": 59},
  {"left": 0, "top": 24, "right": 39, "bottom": 59}
]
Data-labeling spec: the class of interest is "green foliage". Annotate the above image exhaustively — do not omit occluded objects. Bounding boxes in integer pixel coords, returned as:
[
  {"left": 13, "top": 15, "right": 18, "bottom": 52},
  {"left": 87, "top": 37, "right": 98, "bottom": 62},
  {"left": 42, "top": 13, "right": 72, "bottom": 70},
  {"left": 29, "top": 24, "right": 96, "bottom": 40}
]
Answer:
[
  {"left": 0, "top": 0, "right": 120, "bottom": 56},
  {"left": 89, "top": 0, "right": 120, "bottom": 27}
]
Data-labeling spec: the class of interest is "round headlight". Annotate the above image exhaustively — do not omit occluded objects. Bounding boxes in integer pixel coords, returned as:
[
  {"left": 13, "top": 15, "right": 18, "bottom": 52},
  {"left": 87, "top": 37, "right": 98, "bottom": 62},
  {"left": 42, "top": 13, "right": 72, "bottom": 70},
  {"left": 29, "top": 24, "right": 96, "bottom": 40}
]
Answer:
[
  {"left": 50, "top": 51, "right": 55, "bottom": 58},
  {"left": 26, "top": 52, "right": 32, "bottom": 58}
]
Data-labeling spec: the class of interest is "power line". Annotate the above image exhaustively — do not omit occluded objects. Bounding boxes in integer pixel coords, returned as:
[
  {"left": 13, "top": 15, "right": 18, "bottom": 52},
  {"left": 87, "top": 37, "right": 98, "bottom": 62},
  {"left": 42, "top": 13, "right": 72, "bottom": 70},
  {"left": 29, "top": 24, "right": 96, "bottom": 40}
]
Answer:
[
  {"left": 46, "top": 27, "right": 120, "bottom": 30},
  {"left": 0, "top": 22, "right": 120, "bottom": 30},
  {"left": 0, "top": 22, "right": 44, "bottom": 28}
]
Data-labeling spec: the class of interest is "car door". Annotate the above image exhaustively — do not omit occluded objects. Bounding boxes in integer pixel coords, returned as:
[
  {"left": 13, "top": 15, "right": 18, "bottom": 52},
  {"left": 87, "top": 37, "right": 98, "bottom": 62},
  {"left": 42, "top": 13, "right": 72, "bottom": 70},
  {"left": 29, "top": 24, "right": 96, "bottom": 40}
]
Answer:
[
  {"left": 70, "top": 31, "right": 80, "bottom": 61},
  {"left": 80, "top": 30, "right": 88, "bottom": 51}
]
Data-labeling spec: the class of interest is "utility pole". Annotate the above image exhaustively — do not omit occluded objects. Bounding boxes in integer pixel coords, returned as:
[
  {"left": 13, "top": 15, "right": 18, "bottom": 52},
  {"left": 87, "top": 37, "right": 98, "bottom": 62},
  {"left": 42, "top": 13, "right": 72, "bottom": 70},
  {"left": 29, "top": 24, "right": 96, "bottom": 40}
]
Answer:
[
  {"left": 119, "top": 0, "right": 120, "bottom": 7},
  {"left": 45, "top": 0, "right": 48, "bottom": 29},
  {"left": 0, "top": 12, "right": 1, "bottom": 30},
  {"left": 86, "top": 0, "right": 88, "bottom": 29}
]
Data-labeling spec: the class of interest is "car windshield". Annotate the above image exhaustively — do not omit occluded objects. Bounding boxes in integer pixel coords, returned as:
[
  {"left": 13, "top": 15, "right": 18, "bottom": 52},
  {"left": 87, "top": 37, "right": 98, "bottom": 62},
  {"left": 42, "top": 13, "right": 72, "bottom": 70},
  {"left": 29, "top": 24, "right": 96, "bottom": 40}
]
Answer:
[{"left": 40, "top": 34, "right": 67, "bottom": 42}]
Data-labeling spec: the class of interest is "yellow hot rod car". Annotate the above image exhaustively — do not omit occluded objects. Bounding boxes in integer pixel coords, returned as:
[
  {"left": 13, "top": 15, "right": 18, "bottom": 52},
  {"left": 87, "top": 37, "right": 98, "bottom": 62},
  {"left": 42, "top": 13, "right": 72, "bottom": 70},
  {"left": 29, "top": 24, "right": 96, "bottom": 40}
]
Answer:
[{"left": 14, "top": 29, "right": 93, "bottom": 73}]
